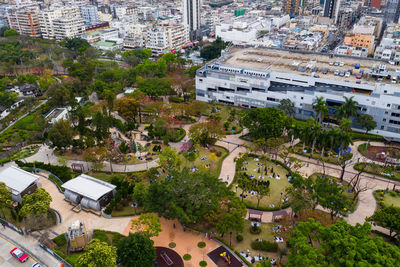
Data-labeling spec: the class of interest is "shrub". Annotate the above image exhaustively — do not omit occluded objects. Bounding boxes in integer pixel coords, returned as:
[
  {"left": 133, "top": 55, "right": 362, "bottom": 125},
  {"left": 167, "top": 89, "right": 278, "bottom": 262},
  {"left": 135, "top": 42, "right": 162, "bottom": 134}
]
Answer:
[
  {"left": 168, "top": 242, "right": 176, "bottom": 248},
  {"left": 183, "top": 254, "right": 192, "bottom": 261},
  {"left": 197, "top": 242, "right": 206, "bottom": 248},
  {"left": 15, "top": 160, "right": 73, "bottom": 183},
  {"left": 104, "top": 204, "right": 113, "bottom": 215},
  {"left": 199, "top": 261, "right": 207, "bottom": 267},
  {"left": 250, "top": 225, "right": 261, "bottom": 234},
  {"left": 53, "top": 234, "right": 66, "bottom": 247},
  {"left": 236, "top": 234, "right": 243, "bottom": 242},
  {"left": 251, "top": 240, "right": 278, "bottom": 252},
  {"left": 390, "top": 191, "right": 397, "bottom": 197},
  {"left": 215, "top": 151, "right": 222, "bottom": 157}
]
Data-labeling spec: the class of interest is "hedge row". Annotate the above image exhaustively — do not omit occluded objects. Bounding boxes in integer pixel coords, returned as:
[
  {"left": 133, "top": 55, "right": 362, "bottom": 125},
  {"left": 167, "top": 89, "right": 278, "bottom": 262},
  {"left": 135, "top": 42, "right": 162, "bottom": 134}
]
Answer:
[
  {"left": 251, "top": 240, "right": 278, "bottom": 252},
  {"left": 15, "top": 160, "right": 73, "bottom": 183}
]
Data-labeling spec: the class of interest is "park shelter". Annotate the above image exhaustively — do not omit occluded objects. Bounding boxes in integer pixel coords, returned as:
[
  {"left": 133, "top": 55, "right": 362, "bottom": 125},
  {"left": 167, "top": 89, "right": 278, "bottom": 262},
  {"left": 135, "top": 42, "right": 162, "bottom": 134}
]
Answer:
[
  {"left": 62, "top": 174, "right": 116, "bottom": 211},
  {"left": 0, "top": 166, "right": 39, "bottom": 202},
  {"left": 248, "top": 209, "right": 263, "bottom": 221}
]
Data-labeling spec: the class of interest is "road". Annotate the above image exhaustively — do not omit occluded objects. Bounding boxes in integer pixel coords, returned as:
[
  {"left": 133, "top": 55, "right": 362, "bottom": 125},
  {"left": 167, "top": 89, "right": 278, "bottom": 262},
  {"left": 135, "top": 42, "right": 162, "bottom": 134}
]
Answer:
[
  {"left": 0, "top": 100, "right": 48, "bottom": 135},
  {"left": 0, "top": 227, "right": 61, "bottom": 267}
]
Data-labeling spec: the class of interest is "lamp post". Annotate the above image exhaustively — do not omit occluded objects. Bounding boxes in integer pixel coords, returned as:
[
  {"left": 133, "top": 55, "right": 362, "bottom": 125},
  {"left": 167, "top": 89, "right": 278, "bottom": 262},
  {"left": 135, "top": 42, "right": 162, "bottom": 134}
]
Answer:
[
  {"left": 279, "top": 192, "right": 283, "bottom": 208},
  {"left": 46, "top": 153, "right": 50, "bottom": 164},
  {"left": 229, "top": 231, "right": 232, "bottom": 246}
]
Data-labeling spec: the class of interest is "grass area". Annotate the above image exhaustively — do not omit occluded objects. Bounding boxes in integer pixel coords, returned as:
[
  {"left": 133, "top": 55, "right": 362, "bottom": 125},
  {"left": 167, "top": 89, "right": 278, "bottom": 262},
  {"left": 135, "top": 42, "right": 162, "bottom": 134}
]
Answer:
[
  {"left": 0, "top": 144, "right": 40, "bottom": 164},
  {"left": 0, "top": 208, "right": 57, "bottom": 230},
  {"left": 233, "top": 156, "right": 292, "bottom": 210},
  {"left": 293, "top": 144, "right": 353, "bottom": 165},
  {"left": 111, "top": 202, "right": 143, "bottom": 217},
  {"left": 374, "top": 190, "right": 400, "bottom": 208},
  {"left": 354, "top": 162, "right": 400, "bottom": 182},
  {"left": 220, "top": 220, "right": 282, "bottom": 262},
  {"left": 309, "top": 173, "right": 358, "bottom": 212},
  {"left": 0, "top": 109, "right": 46, "bottom": 146}
]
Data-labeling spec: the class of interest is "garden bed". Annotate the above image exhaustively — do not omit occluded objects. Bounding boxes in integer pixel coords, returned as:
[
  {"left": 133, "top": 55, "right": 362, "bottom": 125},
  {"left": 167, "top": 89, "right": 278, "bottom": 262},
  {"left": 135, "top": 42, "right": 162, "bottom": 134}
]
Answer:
[
  {"left": 358, "top": 144, "right": 400, "bottom": 164},
  {"left": 354, "top": 162, "right": 400, "bottom": 182},
  {"left": 373, "top": 189, "right": 400, "bottom": 208},
  {"left": 292, "top": 144, "right": 353, "bottom": 165}
]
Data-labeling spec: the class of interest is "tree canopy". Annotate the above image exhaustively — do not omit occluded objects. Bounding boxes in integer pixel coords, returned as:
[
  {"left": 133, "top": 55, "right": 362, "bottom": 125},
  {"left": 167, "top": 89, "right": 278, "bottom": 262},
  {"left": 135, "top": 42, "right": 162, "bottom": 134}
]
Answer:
[
  {"left": 77, "top": 239, "right": 117, "bottom": 267},
  {"left": 48, "top": 119, "right": 74, "bottom": 150},
  {"left": 287, "top": 219, "right": 400, "bottom": 266},
  {"left": 368, "top": 205, "right": 400, "bottom": 238},
  {"left": 116, "top": 232, "right": 156, "bottom": 267},
  {"left": 19, "top": 188, "right": 52, "bottom": 217},
  {"left": 242, "top": 107, "right": 289, "bottom": 140}
]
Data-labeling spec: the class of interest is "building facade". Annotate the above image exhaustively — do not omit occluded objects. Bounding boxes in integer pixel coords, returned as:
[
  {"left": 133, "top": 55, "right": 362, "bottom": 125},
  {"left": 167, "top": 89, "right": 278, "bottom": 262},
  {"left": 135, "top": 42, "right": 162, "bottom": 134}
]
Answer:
[
  {"left": 6, "top": 6, "right": 40, "bottom": 37},
  {"left": 39, "top": 6, "right": 85, "bottom": 41},
  {"left": 146, "top": 25, "right": 189, "bottom": 55},
  {"left": 183, "top": 0, "right": 200, "bottom": 40},
  {"left": 195, "top": 50, "right": 400, "bottom": 140},
  {"left": 385, "top": 0, "right": 400, "bottom": 23},
  {"left": 80, "top": 6, "right": 98, "bottom": 25}
]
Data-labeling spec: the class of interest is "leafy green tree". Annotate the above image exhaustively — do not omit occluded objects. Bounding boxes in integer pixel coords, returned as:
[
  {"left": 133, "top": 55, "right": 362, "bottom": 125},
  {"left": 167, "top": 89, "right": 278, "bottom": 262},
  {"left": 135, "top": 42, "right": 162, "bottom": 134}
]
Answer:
[
  {"left": 0, "top": 182, "right": 12, "bottom": 218},
  {"left": 137, "top": 78, "right": 171, "bottom": 98},
  {"left": 116, "top": 232, "right": 155, "bottom": 267},
  {"left": 48, "top": 119, "right": 74, "bottom": 150},
  {"left": 278, "top": 99, "right": 295, "bottom": 117},
  {"left": 287, "top": 219, "right": 400, "bottom": 267},
  {"left": 336, "top": 96, "right": 359, "bottom": 119},
  {"left": 189, "top": 121, "right": 225, "bottom": 146},
  {"left": 132, "top": 182, "right": 148, "bottom": 206},
  {"left": 242, "top": 107, "right": 289, "bottom": 140},
  {"left": 103, "top": 89, "right": 116, "bottom": 113},
  {"left": 358, "top": 114, "right": 377, "bottom": 134},
  {"left": 314, "top": 175, "right": 351, "bottom": 221},
  {"left": 4, "top": 29, "right": 19, "bottom": 37},
  {"left": 214, "top": 197, "right": 247, "bottom": 236},
  {"left": 368, "top": 205, "right": 400, "bottom": 237},
  {"left": 158, "top": 146, "right": 181, "bottom": 171},
  {"left": 19, "top": 188, "right": 52, "bottom": 217},
  {"left": 339, "top": 118, "right": 352, "bottom": 132},
  {"left": 130, "top": 213, "right": 162, "bottom": 237},
  {"left": 200, "top": 37, "right": 228, "bottom": 60},
  {"left": 77, "top": 239, "right": 117, "bottom": 267},
  {"left": 145, "top": 169, "right": 235, "bottom": 224},
  {"left": 62, "top": 37, "right": 90, "bottom": 55},
  {"left": 183, "top": 148, "right": 200, "bottom": 167},
  {"left": 184, "top": 65, "right": 202, "bottom": 78},
  {"left": 312, "top": 97, "right": 328, "bottom": 124}
]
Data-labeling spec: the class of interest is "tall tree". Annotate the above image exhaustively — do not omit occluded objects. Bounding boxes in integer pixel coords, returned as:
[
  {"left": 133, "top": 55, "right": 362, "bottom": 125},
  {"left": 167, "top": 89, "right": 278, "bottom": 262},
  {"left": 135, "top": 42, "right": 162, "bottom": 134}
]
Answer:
[
  {"left": 336, "top": 96, "right": 359, "bottom": 119},
  {"left": 368, "top": 205, "right": 400, "bottom": 238},
  {"left": 130, "top": 213, "right": 162, "bottom": 237},
  {"left": 19, "top": 188, "right": 52, "bottom": 217},
  {"left": 48, "top": 119, "right": 74, "bottom": 150},
  {"left": 117, "top": 232, "right": 156, "bottom": 267},
  {"left": 158, "top": 146, "right": 181, "bottom": 171},
  {"left": 77, "top": 239, "right": 117, "bottom": 267},
  {"left": 287, "top": 219, "right": 400, "bottom": 266},
  {"left": 189, "top": 121, "right": 225, "bottom": 146},
  {"left": 242, "top": 107, "right": 289, "bottom": 140},
  {"left": 0, "top": 182, "right": 11, "bottom": 218},
  {"left": 358, "top": 114, "right": 377, "bottom": 134},
  {"left": 312, "top": 96, "right": 328, "bottom": 124},
  {"left": 278, "top": 99, "right": 295, "bottom": 117}
]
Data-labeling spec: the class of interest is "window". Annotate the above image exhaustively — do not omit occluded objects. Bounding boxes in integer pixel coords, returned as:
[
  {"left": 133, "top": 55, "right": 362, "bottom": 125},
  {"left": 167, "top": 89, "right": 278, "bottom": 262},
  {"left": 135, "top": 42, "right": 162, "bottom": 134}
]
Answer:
[
  {"left": 387, "top": 104, "right": 391, "bottom": 107},
  {"left": 391, "top": 112, "right": 400, "bottom": 117},
  {"left": 301, "top": 97, "right": 304, "bottom": 100},
  {"left": 381, "top": 126, "right": 385, "bottom": 130},
  {"left": 385, "top": 111, "right": 389, "bottom": 114},
  {"left": 383, "top": 119, "right": 386, "bottom": 122}
]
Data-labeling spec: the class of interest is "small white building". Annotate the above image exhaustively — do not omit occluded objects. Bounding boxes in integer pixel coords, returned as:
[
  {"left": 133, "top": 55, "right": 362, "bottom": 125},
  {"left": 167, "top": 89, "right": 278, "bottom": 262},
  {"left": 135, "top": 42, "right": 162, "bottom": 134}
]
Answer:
[
  {"left": 0, "top": 166, "right": 39, "bottom": 202},
  {"left": 62, "top": 174, "right": 116, "bottom": 211},
  {"left": 45, "top": 108, "right": 69, "bottom": 124}
]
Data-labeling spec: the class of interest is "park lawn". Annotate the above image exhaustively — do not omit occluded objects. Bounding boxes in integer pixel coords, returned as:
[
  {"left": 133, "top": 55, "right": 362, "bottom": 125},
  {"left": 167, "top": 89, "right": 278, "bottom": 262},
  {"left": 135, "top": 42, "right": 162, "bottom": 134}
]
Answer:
[
  {"left": 180, "top": 145, "right": 228, "bottom": 178},
  {"left": 0, "top": 112, "right": 46, "bottom": 146},
  {"left": 309, "top": 173, "right": 358, "bottom": 212},
  {"left": 220, "top": 220, "right": 281, "bottom": 261},
  {"left": 204, "top": 104, "right": 243, "bottom": 135},
  {"left": 233, "top": 157, "right": 291, "bottom": 210},
  {"left": 111, "top": 204, "right": 143, "bottom": 217},
  {"left": 354, "top": 162, "right": 400, "bottom": 181},
  {"left": 382, "top": 191, "right": 400, "bottom": 208},
  {"left": 292, "top": 144, "right": 353, "bottom": 165}
]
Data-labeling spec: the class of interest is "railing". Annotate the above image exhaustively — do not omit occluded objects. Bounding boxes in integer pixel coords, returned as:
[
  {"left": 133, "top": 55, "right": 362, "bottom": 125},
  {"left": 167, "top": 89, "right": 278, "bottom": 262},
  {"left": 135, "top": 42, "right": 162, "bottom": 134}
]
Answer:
[
  {"left": 0, "top": 217, "right": 24, "bottom": 235},
  {"left": 39, "top": 243, "right": 73, "bottom": 267}
]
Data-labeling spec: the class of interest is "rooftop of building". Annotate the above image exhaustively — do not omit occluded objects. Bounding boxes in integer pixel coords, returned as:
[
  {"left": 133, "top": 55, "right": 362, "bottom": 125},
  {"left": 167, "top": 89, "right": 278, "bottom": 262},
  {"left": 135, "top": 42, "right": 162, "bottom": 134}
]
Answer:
[
  {"left": 0, "top": 166, "right": 39, "bottom": 195},
  {"left": 45, "top": 107, "right": 67, "bottom": 120},
  {"left": 217, "top": 46, "right": 400, "bottom": 86},
  {"left": 62, "top": 174, "right": 116, "bottom": 201}
]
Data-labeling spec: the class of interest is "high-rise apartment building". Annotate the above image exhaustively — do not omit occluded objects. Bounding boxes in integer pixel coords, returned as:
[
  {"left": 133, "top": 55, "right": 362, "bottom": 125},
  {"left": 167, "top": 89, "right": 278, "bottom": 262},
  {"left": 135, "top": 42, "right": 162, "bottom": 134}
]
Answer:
[
  {"left": 6, "top": 6, "right": 40, "bottom": 37},
  {"left": 80, "top": 6, "right": 98, "bottom": 25},
  {"left": 385, "top": 0, "right": 400, "bottom": 23},
  {"left": 282, "top": 0, "right": 300, "bottom": 17},
  {"left": 323, "top": 0, "right": 341, "bottom": 23},
  {"left": 146, "top": 24, "right": 189, "bottom": 55},
  {"left": 182, "top": 0, "right": 200, "bottom": 40},
  {"left": 39, "top": 6, "right": 85, "bottom": 41}
]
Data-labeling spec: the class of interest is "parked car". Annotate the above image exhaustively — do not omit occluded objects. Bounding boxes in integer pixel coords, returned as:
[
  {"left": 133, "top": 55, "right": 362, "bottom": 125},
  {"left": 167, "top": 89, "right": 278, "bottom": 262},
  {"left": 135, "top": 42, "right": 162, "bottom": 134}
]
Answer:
[
  {"left": 340, "top": 62, "right": 344, "bottom": 66},
  {"left": 10, "top": 248, "right": 28, "bottom": 263},
  {"left": 334, "top": 62, "right": 339, "bottom": 66},
  {"left": 339, "top": 72, "right": 345, "bottom": 77},
  {"left": 355, "top": 64, "right": 360, "bottom": 69},
  {"left": 377, "top": 77, "right": 383, "bottom": 82},
  {"left": 323, "top": 68, "right": 329, "bottom": 74},
  {"left": 345, "top": 72, "right": 350, "bottom": 77},
  {"left": 334, "top": 69, "right": 340, "bottom": 75},
  {"left": 329, "top": 62, "right": 334, "bottom": 65},
  {"left": 312, "top": 67, "right": 318, "bottom": 72},
  {"left": 32, "top": 263, "right": 43, "bottom": 267}
]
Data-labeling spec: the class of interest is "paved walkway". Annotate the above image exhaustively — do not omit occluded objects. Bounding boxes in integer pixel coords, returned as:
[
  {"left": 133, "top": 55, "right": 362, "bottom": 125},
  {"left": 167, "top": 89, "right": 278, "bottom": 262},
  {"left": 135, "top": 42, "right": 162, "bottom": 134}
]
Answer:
[{"left": 38, "top": 174, "right": 132, "bottom": 235}]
